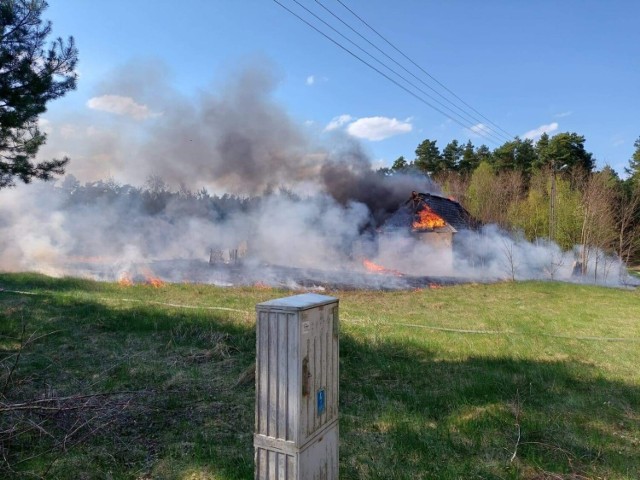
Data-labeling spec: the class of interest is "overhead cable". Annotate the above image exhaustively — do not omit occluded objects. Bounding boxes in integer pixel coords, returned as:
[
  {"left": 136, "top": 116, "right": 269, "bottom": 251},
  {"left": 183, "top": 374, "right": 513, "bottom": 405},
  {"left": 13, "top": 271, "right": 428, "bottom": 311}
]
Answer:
[
  {"left": 315, "top": 0, "right": 513, "bottom": 143},
  {"left": 274, "top": 0, "right": 511, "bottom": 144},
  {"left": 295, "top": 0, "right": 508, "bottom": 144},
  {"left": 273, "top": 0, "right": 503, "bottom": 142},
  {"left": 333, "top": 0, "right": 516, "bottom": 140}
]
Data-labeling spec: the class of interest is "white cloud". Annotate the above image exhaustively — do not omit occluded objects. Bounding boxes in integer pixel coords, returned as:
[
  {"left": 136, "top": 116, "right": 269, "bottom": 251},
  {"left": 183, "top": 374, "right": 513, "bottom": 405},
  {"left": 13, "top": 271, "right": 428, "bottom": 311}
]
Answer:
[
  {"left": 345, "top": 116, "right": 412, "bottom": 141},
  {"left": 324, "top": 114, "right": 353, "bottom": 132},
  {"left": 38, "top": 118, "right": 52, "bottom": 135},
  {"left": 467, "top": 123, "right": 492, "bottom": 137},
  {"left": 306, "top": 74, "right": 328, "bottom": 86},
  {"left": 554, "top": 111, "right": 572, "bottom": 118},
  {"left": 611, "top": 134, "right": 625, "bottom": 147},
  {"left": 86, "top": 95, "right": 159, "bottom": 120},
  {"left": 522, "top": 122, "right": 559, "bottom": 140}
]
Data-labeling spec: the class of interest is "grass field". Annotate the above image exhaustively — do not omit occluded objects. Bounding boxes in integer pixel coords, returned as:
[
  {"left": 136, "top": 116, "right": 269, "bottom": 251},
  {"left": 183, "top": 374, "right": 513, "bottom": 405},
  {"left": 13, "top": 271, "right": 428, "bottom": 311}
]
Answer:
[{"left": 1, "top": 273, "right": 639, "bottom": 479}]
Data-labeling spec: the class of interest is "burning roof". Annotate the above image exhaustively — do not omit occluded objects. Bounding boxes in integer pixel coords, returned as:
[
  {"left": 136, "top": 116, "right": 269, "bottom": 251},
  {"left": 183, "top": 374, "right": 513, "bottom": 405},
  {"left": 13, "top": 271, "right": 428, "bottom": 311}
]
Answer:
[
  {"left": 385, "top": 191, "right": 480, "bottom": 233},
  {"left": 412, "top": 204, "right": 448, "bottom": 231},
  {"left": 408, "top": 191, "right": 480, "bottom": 231}
]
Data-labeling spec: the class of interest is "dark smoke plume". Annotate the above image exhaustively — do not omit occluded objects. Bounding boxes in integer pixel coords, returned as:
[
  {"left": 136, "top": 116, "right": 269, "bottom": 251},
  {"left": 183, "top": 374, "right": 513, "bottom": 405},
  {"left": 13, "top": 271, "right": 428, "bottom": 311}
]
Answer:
[
  {"left": 319, "top": 142, "right": 437, "bottom": 225},
  {"left": 64, "top": 60, "right": 434, "bottom": 226},
  {"left": 4, "top": 61, "right": 631, "bottom": 289}
]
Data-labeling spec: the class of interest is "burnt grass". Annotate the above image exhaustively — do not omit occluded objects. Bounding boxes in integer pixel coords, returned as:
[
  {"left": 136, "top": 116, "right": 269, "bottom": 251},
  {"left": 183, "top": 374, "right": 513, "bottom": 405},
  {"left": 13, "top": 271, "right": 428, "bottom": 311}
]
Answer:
[{"left": 0, "top": 273, "right": 639, "bottom": 479}]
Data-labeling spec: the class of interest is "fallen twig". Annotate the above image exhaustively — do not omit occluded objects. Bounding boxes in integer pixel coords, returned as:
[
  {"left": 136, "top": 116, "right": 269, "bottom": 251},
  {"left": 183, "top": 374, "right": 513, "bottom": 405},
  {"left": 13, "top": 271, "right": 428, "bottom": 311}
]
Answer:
[
  {"left": 509, "top": 389, "right": 522, "bottom": 463},
  {"left": 1, "top": 321, "right": 26, "bottom": 398},
  {"left": 0, "top": 389, "right": 150, "bottom": 412}
]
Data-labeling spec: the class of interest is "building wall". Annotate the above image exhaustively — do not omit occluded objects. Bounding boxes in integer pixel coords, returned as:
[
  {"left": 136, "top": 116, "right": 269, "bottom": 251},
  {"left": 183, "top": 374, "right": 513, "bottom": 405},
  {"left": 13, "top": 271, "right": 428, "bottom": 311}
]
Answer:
[{"left": 416, "top": 230, "right": 454, "bottom": 272}]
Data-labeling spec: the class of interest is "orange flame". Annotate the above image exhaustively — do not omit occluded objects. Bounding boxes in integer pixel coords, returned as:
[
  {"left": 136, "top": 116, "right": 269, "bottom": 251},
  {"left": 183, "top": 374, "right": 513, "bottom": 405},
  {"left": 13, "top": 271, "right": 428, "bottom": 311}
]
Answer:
[
  {"left": 362, "top": 259, "right": 403, "bottom": 277},
  {"left": 141, "top": 267, "right": 165, "bottom": 288},
  {"left": 118, "top": 268, "right": 165, "bottom": 287},
  {"left": 412, "top": 206, "right": 446, "bottom": 230},
  {"left": 146, "top": 277, "right": 165, "bottom": 288},
  {"left": 363, "top": 259, "right": 385, "bottom": 273}
]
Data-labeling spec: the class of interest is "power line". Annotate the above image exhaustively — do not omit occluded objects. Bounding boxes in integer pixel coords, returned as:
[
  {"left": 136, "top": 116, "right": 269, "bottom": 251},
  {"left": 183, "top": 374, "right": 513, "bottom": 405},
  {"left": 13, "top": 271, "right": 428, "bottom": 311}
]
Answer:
[
  {"left": 273, "top": 0, "right": 513, "bottom": 145},
  {"left": 314, "top": 0, "right": 513, "bottom": 143},
  {"left": 272, "top": 0, "right": 503, "bottom": 143},
  {"left": 287, "top": 0, "right": 508, "bottom": 145},
  {"left": 333, "top": 0, "right": 516, "bottom": 140}
]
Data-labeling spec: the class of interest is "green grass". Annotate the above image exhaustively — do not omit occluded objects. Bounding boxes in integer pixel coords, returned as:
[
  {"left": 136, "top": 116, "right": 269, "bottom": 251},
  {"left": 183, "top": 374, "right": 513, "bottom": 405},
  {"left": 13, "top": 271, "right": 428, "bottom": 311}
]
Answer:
[{"left": 1, "top": 273, "right": 639, "bottom": 479}]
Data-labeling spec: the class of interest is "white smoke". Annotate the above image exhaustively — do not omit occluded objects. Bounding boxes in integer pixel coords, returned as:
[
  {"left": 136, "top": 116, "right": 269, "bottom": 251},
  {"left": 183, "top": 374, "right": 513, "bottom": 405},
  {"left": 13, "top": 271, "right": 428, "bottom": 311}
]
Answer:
[
  {"left": 0, "top": 62, "right": 635, "bottom": 289},
  {"left": 0, "top": 179, "right": 633, "bottom": 288},
  {"left": 453, "top": 226, "right": 632, "bottom": 286}
]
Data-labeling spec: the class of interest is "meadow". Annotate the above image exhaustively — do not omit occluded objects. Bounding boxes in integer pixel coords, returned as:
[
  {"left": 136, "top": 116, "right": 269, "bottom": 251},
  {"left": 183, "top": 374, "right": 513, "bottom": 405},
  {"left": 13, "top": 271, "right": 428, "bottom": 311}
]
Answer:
[{"left": 1, "top": 273, "right": 638, "bottom": 479}]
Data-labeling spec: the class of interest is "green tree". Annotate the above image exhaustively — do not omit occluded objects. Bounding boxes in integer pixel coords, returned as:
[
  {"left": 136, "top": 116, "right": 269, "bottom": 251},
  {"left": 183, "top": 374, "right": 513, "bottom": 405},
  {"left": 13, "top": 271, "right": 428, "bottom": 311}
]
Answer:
[
  {"left": 475, "top": 144, "right": 492, "bottom": 164},
  {"left": 458, "top": 140, "right": 478, "bottom": 174},
  {"left": 0, "top": 0, "right": 78, "bottom": 188},
  {"left": 391, "top": 155, "right": 408, "bottom": 172},
  {"left": 441, "top": 139, "right": 462, "bottom": 172},
  {"left": 491, "top": 137, "right": 537, "bottom": 177},
  {"left": 546, "top": 132, "right": 595, "bottom": 174},
  {"left": 506, "top": 168, "right": 581, "bottom": 250},
  {"left": 552, "top": 175, "right": 583, "bottom": 250},
  {"left": 492, "top": 140, "right": 517, "bottom": 172},
  {"left": 508, "top": 185, "right": 549, "bottom": 241},
  {"left": 466, "top": 161, "right": 504, "bottom": 224},
  {"left": 624, "top": 136, "right": 640, "bottom": 186},
  {"left": 533, "top": 132, "right": 551, "bottom": 170},
  {"left": 376, "top": 166, "right": 393, "bottom": 176},
  {"left": 414, "top": 138, "right": 442, "bottom": 176}
]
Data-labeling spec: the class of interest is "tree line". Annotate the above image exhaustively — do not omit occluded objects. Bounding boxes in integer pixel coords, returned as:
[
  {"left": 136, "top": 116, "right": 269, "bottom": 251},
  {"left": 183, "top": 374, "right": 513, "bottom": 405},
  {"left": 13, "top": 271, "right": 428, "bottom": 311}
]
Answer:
[
  {"left": 58, "top": 174, "right": 263, "bottom": 222},
  {"left": 379, "top": 133, "right": 640, "bottom": 267},
  {"left": 3, "top": 2, "right": 640, "bottom": 269}
]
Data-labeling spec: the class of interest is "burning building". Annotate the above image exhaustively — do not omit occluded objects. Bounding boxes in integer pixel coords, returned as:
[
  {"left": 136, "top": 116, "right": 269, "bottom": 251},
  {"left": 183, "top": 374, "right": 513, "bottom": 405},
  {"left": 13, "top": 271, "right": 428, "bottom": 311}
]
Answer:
[
  {"left": 2, "top": 62, "right": 631, "bottom": 289},
  {"left": 407, "top": 191, "right": 479, "bottom": 232},
  {"left": 409, "top": 191, "right": 479, "bottom": 271},
  {"left": 373, "top": 191, "right": 480, "bottom": 275}
]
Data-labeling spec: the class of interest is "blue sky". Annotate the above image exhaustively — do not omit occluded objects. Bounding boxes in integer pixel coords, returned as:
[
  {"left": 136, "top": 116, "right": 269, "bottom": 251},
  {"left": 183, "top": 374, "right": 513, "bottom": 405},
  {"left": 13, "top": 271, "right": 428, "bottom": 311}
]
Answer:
[{"left": 42, "top": 0, "right": 640, "bottom": 183}]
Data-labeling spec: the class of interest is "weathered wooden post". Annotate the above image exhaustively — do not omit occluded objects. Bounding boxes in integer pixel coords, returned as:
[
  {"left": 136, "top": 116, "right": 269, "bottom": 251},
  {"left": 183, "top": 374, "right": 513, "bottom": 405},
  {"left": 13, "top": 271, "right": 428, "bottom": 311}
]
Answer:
[{"left": 254, "top": 293, "right": 339, "bottom": 479}]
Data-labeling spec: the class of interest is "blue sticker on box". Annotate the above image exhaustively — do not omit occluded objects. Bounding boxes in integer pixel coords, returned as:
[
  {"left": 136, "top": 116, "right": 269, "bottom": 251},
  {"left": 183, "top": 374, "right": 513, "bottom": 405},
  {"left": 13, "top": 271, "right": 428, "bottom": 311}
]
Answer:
[{"left": 317, "top": 388, "right": 326, "bottom": 416}]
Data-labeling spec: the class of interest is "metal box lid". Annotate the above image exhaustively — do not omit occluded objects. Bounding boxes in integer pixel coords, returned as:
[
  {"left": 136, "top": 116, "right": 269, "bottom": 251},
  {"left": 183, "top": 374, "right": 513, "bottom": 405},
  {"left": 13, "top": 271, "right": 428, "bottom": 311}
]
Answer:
[{"left": 256, "top": 293, "right": 338, "bottom": 311}]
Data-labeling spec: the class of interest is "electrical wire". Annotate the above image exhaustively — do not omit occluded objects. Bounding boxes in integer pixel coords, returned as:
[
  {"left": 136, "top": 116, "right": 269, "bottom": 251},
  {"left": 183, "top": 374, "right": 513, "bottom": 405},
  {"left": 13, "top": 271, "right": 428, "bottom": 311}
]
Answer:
[
  {"left": 295, "top": 0, "right": 509, "bottom": 144},
  {"left": 272, "top": 0, "right": 498, "bottom": 141},
  {"left": 333, "top": 0, "right": 516, "bottom": 140},
  {"left": 273, "top": 0, "right": 513, "bottom": 144},
  {"left": 315, "top": 0, "right": 514, "bottom": 143}
]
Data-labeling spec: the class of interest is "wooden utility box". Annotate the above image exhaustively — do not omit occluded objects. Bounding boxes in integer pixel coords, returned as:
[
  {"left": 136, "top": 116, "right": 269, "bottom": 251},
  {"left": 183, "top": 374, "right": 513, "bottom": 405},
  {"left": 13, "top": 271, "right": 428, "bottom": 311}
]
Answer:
[{"left": 254, "top": 293, "right": 339, "bottom": 480}]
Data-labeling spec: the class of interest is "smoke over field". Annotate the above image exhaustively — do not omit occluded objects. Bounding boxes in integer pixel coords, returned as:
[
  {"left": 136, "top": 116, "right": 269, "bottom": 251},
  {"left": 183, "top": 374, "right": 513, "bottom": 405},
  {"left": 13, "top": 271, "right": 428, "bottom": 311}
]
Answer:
[{"left": 0, "top": 65, "right": 633, "bottom": 289}]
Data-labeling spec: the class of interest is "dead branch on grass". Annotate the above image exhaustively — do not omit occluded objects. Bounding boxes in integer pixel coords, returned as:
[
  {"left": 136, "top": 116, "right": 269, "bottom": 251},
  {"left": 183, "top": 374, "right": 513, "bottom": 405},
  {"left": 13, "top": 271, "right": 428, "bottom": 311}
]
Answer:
[
  {"left": 0, "top": 390, "right": 149, "bottom": 412},
  {"left": 1, "top": 322, "right": 62, "bottom": 400},
  {"left": 521, "top": 441, "right": 592, "bottom": 479},
  {"left": 0, "top": 317, "right": 152, "bottom": 475},
  {"left": 509, "top": 389, "right": 522, "bottom": 463},
  {"left": 1, "top": 320, "right": 27, "bottom": 398},
  {"left": 1, "top": 389, "right": 145, "bottom": 475}
]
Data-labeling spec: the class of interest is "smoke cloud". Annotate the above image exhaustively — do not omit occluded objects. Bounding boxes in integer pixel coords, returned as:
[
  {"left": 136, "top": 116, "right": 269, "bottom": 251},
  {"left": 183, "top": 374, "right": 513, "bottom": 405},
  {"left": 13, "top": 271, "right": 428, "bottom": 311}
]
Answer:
[{"left": 1, "top": 62, "right": 635, "bottom": 289}]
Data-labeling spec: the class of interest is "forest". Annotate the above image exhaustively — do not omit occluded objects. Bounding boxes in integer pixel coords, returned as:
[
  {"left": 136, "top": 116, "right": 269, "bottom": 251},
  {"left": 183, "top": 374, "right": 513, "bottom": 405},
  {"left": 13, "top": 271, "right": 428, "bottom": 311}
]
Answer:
[{"left": 378, "top": 132, "right": 640, "bottom": 267}]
